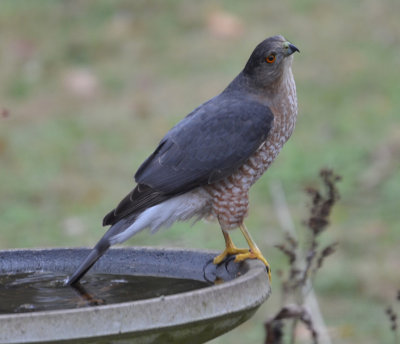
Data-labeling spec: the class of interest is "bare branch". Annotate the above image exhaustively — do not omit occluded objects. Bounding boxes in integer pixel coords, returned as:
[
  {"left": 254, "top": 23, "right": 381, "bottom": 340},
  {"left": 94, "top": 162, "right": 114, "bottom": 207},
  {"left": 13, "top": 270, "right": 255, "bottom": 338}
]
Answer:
[
  {"left": 266, "top": 170, "right": 341, "bottom": 344},
  {"left": 265, "top": 305, "right": 318, "bottom": 344},
  {"left": 312, "top": 242, "right": 338, "bottom": 276}
]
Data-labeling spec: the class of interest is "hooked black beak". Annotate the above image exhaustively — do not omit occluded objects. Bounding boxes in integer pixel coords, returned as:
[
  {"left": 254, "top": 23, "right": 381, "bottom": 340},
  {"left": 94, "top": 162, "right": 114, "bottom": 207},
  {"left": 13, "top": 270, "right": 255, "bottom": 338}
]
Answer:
[{"left": 287, "top": 43, "right": 300, "bottom": 55}]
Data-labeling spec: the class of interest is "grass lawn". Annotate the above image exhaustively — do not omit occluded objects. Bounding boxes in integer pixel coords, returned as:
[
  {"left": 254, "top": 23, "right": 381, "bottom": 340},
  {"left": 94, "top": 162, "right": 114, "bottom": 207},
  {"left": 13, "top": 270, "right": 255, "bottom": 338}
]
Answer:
[{"left": 1, "top": 1, "right": 399, "bottom": 343}]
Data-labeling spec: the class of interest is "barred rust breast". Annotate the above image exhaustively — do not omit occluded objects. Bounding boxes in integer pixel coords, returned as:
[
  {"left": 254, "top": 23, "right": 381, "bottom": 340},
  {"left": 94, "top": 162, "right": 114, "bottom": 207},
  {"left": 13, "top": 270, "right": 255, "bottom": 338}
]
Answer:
[{"left": 207, "top": 68, "right": 298, "bottom": 230}]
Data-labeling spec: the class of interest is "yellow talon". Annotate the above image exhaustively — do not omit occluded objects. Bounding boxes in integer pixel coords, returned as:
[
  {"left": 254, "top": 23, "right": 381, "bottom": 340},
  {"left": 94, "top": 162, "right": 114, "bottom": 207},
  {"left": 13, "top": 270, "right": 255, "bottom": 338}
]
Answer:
[
  {"left": 213, "top": 247, "right": 249, "bottom": 265},
  {"left": 214, "top": 223, "right": 271, "bottom": 281},
  {"left": 213, "top": 230, "right": 248, "bottom": 265},
  {"left": 234, "top": 248, "right": 271, "bottom": 281},
  {"left": 237, "top": 223, "right": 271, "bottom": 281}
]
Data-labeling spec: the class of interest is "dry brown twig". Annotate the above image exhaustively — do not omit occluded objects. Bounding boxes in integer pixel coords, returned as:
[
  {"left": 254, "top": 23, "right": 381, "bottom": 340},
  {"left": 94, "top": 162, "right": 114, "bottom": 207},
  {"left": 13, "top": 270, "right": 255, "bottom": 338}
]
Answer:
[
  {"left": 265, "top": 169, "right": 341, "bottom": 344},
  {"left": 385, "top": 290, "right": 400, "bottom": 344},
  {"left": 265, "top": 305, "right": 318, "bottom": 344}
]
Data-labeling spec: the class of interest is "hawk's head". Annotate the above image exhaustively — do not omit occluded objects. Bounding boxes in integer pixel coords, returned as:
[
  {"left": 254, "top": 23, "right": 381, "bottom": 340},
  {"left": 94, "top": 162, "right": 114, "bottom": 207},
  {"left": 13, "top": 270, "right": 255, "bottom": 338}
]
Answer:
[{"left": 243, "top": 35, "right": 299, "bottom": 89}]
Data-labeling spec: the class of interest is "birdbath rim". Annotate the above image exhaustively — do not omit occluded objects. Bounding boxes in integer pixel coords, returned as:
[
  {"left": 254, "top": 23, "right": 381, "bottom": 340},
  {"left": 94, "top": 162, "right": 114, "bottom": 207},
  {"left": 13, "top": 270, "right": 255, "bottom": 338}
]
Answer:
[{"left": 0, "top": 246, "right": 271, "bottom": 344}]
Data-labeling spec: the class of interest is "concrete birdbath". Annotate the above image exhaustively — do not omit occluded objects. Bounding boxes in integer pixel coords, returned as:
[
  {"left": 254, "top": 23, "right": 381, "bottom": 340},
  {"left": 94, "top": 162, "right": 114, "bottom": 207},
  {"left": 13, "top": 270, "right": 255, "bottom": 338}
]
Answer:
[{"left": 0, "top": 247, "right": 270, "bottom": 344}]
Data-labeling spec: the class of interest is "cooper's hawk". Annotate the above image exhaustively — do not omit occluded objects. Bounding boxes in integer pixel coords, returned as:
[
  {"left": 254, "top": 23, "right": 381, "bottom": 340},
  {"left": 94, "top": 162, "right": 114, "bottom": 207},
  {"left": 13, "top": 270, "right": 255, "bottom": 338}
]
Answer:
[{"left": 67, "top": 35, "right": 299, "bottom": 285}]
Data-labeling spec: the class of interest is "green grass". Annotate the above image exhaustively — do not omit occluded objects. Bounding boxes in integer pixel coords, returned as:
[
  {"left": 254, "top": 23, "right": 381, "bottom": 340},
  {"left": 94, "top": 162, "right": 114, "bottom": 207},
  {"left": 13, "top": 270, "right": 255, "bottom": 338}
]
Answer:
[{"left": 1, "top": 1, "right": 400, "bottom": 343}]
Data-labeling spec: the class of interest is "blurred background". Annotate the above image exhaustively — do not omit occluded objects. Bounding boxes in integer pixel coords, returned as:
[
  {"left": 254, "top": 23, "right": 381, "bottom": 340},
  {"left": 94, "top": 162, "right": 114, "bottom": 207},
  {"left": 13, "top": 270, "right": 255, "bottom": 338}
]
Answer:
[{"left": 0, "top": 0, "right": 399, "bottom": 343}]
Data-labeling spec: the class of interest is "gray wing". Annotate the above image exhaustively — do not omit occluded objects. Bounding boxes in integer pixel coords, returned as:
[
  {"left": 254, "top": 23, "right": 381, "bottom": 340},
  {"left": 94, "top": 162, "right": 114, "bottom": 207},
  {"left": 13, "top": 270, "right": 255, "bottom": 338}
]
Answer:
[
  {"left": 135, "top": 95, "right": 274, "bottom": 193},
  {"left": 103, "top": 94, "right": 274, "bottom": 226}
]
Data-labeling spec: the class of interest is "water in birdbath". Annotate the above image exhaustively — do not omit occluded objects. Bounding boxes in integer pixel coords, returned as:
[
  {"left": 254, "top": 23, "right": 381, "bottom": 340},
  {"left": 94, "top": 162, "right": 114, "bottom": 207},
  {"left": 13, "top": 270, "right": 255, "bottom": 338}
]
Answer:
[{"left": 0, "top": 272, "right": 209, "bottom": 314}]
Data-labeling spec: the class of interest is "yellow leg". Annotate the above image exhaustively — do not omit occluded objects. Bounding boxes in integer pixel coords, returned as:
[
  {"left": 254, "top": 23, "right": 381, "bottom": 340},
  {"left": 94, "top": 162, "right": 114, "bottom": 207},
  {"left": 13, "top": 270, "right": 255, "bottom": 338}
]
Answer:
[
  {"left": 213, "top": 230, "right": 249, "bottom": 265},
  {"left": 234, "top": 223, "right": 272, "bottom": 281}
]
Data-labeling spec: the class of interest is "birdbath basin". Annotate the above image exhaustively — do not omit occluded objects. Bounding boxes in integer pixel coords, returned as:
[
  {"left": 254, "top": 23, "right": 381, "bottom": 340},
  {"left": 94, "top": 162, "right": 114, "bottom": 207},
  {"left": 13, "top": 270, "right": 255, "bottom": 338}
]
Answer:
[{"left": 0, "top": 247, "right": 270, "bottom": 344}]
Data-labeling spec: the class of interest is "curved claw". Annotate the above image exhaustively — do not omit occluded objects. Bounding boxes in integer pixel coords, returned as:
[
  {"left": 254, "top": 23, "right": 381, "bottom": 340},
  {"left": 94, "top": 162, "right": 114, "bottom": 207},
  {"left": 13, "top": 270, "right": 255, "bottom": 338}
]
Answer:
[{"left": 234, "top": 249, "right": 271, "bottom": 281}]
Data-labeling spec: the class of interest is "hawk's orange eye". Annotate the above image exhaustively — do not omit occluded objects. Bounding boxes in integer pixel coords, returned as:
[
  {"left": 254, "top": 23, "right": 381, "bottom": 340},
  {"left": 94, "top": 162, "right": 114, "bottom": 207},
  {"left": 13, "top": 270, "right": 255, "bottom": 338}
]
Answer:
[{"left": 266, "top": 54, "right": 276, "bottom": 63}]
